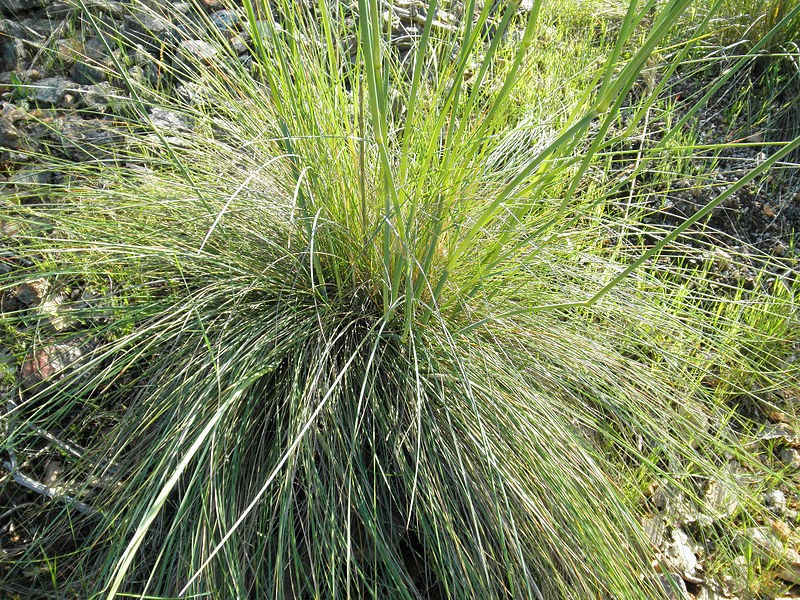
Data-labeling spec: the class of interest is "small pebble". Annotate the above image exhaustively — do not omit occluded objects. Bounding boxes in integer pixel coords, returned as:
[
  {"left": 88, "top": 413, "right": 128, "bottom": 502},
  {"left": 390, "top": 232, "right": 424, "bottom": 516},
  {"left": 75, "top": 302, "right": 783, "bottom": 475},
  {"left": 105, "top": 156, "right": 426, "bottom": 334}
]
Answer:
[
  {"left": 764, "top": 489, "right": 787, "bottom": 517},
  {"left": 658, "top": 573, "right": 690, "bottom": 599},
  {"left": 179, "top": 39, "right": 218, "bottom": 64},
  {"left": 15, "top": 279, "right": 49, "bottom": 307},
  {"left": 210, "top": 10, "right": 239, "bottom": 35},
  {"left": 780, "top": 447, "right": 800, "bottom": 469},
  {"left": 43, "top": 459, "right": 63, "bottom": 486}
]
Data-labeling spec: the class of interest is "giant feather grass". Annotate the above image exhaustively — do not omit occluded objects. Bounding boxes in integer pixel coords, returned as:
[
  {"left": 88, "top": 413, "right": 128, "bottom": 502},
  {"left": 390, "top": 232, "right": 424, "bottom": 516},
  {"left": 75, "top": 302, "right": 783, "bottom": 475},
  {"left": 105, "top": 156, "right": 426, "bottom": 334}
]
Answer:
[{"left": 1, "top": 0, "right": 799, "bottom": 597}]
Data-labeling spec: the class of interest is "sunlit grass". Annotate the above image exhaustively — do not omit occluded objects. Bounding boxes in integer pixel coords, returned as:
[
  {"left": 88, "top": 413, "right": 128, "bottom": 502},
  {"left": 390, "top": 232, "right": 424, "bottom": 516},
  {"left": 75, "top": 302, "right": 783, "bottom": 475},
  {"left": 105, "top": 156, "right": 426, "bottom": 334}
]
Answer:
[{"left": 1, "top": 0, "right": 799, "bottom": 598}]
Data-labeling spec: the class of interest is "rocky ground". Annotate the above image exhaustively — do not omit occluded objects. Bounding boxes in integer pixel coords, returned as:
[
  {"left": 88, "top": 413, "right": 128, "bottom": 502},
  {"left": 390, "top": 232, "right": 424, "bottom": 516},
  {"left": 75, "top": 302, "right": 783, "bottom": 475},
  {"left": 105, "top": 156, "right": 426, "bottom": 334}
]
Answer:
[{"left": 1, "top": 1, "right": 799, "bottom": 598}]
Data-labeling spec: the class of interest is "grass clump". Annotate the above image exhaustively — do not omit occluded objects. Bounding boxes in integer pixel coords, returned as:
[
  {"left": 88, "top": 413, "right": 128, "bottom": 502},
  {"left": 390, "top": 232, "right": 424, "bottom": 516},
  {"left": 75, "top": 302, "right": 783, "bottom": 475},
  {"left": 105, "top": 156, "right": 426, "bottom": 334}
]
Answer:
[{"left": 1, "top": 0, "right": 799, "bottom": 598}]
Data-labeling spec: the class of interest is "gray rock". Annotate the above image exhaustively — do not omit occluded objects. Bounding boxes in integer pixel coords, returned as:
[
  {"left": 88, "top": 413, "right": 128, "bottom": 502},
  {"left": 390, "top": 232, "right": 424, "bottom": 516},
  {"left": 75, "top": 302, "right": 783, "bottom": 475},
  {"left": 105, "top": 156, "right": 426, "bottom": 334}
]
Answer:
[
  {"left": 179, "top": 39, "right": 218, "bottom": 63},
  {"left": 18, "top": 17, "right": 56, "bottom": 37},
  {"left": 0, "top": 116, "right": 20, "bottom": 148},
  {"left": 80, "top": 0, "right": 125, "bottom": 18},
  {"left": 642, "top": 516, "right": 665, "bottom": 548},
  {"left": 72, "top": 61, "right": 107, "bottom": 85},
  {"left": 121, "top": 10, "right": 172, "bottom": 54},
  {"left": 658, "top": 573, "right": 690, "bottom": 599},
  {"left": 210, "top": 9, "right": 239, "bottom": 37},
  {"left": 0, "top": 37, "right": 26, "bottom": 71},
  {"left": 9, "top": 166, "right": 52, "bottom": 186},
  {"left": 85, "top": 33, "right": 116, "bottom": 57},
  {"left": 0, "top": 19, "right": 30, "bottom": 71},
  {"left": 0, "top": 0, "right": 51, "bottom": 14},
  {"left": 744, "top": 527, "right": 783, "bottom": 562},
  {"left": 122, "top": 10, "right": 171, "bottom": 37},
  {"left": 43, "top": 0, "right": 71, "bottom": 17},
  {"left": 780, "top": 447, "right": 800, "bottom": 468},
  {"left": 652, "top": 483, "right": 713, "bottom": 527},
  {"left": 149, "top": 107, "right": 193, "bottom": 133},
  {"left": 759, "top": 422, "right": 800, "bottom": 446},
  {"left": 55, "top": 117, "right": 120, "bottom": 161},
  {"left": 15, "top": 278, "right": 48, "bottom": 307},
  {"left": 665, "top": 528, "right": 702, "bottom": 583},
  {"left": 175, "top": 80, "right": 214, "bottom": 108},
  {"left": 31, "top": 76, "right": 73, "bottom": 106},
  {"left": 129, "top": 44, "right": 154, "bottom": 67},
  {"left": 651, "top": 483, "right": 671, "bottom": 511},
  {"left": 764, "top": 489, "right": 787, "bottom": 516},
  {"left": 695, "top": 585, "right": 735, "bottom": 600},
  {"left": 704, "top": 480, "right": 739, "bottom": 519},
  {"left": 1, "top": 286, "right": 21, "bottom": 311},
  {"left": 230, "top": 33, "right": 248, "bottom": 55},
  {"left": 170, "top": 2, "right": 193, "bottom": 16},
  {"left": 779, "top": 548, "right": 800, "bottom": 585},
  {"left": 2, "top": 101, "right": 25, "bottom": 121},
  {"left": 79, "top": 81, "right": 116, "bottom": 112}
]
